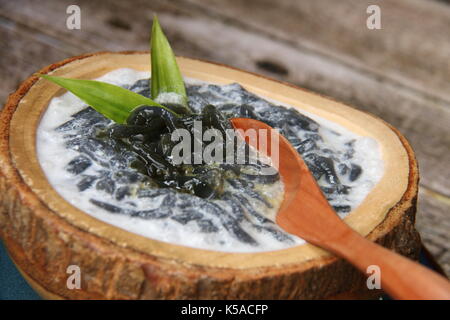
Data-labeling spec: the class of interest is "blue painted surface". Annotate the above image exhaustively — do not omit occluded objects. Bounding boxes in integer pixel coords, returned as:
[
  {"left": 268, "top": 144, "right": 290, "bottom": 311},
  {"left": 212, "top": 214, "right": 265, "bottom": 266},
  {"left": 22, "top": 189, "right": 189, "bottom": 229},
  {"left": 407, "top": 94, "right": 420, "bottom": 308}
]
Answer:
[{"left": 0, "top": 240, "right": 41, "bottom": 300}]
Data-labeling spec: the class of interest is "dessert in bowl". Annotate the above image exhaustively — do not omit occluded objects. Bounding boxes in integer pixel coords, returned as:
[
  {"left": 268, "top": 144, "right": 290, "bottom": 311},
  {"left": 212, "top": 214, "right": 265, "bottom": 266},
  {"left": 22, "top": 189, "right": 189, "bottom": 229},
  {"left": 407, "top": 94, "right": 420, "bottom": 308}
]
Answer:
[{"left": 0, "top": 19, "right": 420, "bottom": 299}]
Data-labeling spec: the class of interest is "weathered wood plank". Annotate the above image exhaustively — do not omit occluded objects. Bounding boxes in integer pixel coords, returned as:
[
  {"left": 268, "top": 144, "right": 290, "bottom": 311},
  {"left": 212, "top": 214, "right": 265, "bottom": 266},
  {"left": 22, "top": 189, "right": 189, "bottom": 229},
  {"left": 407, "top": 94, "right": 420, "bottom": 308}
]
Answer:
[
  {"left": 3, "top": 0, "right": 450, "bottom": 100},
  {"left": 186, "top": 0, "right": 450, "bottom": 103},
  {"left": 0, "top": 16, "right": 81, "bottom": 104},
  {"left": 416, "top": 188, "right": 450, "bottom": 276}
]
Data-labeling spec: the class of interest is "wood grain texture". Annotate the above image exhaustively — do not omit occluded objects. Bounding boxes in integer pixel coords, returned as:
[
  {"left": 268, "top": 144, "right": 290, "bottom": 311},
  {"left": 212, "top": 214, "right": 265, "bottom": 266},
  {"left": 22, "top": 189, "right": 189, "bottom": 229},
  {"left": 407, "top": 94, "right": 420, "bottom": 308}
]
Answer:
[{"left": 0, "top": 0, "right": 448, "bottom": 275}]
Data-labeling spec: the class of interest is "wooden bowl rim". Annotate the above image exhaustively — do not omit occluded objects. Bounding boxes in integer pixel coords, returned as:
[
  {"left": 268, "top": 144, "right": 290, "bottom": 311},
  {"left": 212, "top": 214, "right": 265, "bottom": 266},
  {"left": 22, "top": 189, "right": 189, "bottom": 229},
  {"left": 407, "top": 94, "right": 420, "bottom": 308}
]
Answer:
[{"left": 2, "top": 51, "right": 416, "bottom": 269}]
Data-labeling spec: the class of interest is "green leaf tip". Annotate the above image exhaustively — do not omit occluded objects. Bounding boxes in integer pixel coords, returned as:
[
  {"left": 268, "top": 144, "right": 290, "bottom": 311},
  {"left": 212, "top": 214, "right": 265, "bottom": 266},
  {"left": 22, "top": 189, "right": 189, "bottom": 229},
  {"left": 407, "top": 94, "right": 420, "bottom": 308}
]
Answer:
[
  {"left": 40, "top": 74, "right": 178, "bottom": 124},
  {"left": 150, "top": 15, "right": 189, "bottom": 111}
]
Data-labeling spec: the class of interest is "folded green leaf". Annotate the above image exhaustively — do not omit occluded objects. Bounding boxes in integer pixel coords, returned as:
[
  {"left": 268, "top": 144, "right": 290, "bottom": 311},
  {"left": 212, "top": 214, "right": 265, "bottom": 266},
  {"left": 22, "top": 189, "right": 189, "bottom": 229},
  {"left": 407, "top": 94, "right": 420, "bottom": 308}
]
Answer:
[
  {"left": 41, "top": 74, "right": 178, "bottom": 124},
  {"left": 151, "top": 15, "right": 189, "bottom": 112}
]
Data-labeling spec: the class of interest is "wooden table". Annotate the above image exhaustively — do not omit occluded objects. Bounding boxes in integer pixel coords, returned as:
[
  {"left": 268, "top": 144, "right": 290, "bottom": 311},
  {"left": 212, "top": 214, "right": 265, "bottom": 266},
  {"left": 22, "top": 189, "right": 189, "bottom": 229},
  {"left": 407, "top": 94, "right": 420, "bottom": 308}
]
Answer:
[{"left": 1, "top": 0, "right": 449, "bottom": 276}]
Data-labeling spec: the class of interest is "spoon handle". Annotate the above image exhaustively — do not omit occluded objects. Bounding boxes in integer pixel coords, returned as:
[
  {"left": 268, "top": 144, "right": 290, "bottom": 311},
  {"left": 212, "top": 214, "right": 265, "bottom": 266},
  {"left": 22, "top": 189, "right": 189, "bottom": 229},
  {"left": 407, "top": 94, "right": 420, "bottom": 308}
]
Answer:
[{"left": 325, "top": 229, "right": 450, "bottom": 300}]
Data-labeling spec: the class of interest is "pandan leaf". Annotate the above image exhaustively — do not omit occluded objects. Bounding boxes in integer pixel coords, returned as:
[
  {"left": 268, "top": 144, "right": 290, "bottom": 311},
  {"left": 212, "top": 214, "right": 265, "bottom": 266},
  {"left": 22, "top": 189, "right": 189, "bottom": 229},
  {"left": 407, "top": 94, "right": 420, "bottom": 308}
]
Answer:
[
  {"left": 150, "top": 15, "right": 189, "bottom": 111},
  {"left": 41, "top": 74, "right": 178, "bottom": 124}
]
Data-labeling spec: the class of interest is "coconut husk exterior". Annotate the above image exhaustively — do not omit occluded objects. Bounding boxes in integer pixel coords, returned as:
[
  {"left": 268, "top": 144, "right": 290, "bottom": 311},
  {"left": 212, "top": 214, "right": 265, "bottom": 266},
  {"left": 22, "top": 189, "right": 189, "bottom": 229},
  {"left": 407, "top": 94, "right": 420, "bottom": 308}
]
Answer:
[{"left": 0, "top": 52, "right": 421, "bottom": 299}]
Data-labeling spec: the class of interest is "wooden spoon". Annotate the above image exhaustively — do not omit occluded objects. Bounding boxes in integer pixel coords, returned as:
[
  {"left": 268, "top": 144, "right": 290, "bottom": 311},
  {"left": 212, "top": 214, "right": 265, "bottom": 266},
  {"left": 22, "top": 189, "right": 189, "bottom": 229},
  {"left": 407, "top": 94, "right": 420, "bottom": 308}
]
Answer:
[{"left": 231, "top": 117, "right": 450, "bottom": 300}]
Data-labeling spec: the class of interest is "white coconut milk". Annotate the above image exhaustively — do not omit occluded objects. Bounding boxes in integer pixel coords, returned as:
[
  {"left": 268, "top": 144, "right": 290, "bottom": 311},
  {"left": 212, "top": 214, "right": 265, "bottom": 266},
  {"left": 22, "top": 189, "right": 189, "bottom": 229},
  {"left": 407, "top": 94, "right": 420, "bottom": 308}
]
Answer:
[{"left": 37, "top": 68, "right": 384, "bottom": 252}]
